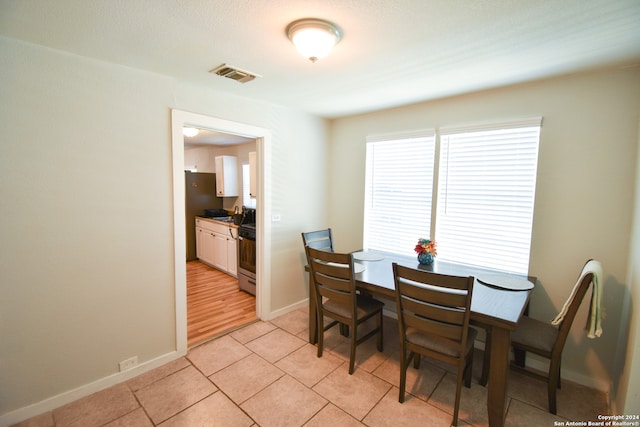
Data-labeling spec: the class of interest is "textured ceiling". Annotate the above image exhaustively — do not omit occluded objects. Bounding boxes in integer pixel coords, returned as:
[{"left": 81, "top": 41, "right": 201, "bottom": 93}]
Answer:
[
  {"left": 183, "top": 128, "right": 254, "bottom": 147},
  {"left": 1, "top": 0, "right": 639, "bottom": 118}
]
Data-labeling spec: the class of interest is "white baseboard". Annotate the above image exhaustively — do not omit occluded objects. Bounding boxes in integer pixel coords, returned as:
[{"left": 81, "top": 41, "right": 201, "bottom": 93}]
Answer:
[
  {"left": 0, "top": 349, "right": 185, "bottom": 427},
  {"left": 382, "top": 308, "right": 398, "bottom": 319},
  {"left": 517, "top": 353, "right": 610, "bottom": 393},
  {"left": 269, "top": 301, "right": 398, "bottom": 322},
  {"left": 267, "top": 298, "right": 309, "bottom": 320},
  {"left": 471, "top": 340, "right": 609, "bottom": 393}
]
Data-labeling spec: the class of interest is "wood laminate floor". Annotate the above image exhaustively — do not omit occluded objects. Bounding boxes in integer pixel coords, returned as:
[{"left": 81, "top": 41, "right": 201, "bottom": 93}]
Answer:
[{"left": 187, "top": 260, "right": 257, "bottom": 347}]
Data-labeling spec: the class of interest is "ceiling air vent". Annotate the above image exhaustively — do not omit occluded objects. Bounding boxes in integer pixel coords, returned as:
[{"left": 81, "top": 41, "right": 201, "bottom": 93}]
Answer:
[{"left": 209, "top": 64, "right": 260, "bottom": 84}]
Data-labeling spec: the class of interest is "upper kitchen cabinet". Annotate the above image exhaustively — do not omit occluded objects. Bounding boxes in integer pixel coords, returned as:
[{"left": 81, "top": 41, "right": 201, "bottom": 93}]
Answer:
[
  {"left": 214, "top": 155, "right": 238, "bottom": 197},
  {"left": 249, "top": 151, "right": 257, "bottom": 199}
]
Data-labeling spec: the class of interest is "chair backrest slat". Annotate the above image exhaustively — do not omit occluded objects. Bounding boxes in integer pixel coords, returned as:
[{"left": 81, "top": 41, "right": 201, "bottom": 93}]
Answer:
[
  {"left": 305, "top": 245, "right": 356, "bottom": 316},
  {"left": 393, "top": 263, "right": 474, "bottom": 356},
  {"left": 395, "top": 265, "right": 470, "bottom": 291},
  {"left": 404, "top": 312, "right": 464, "bottom": 341},
  {"left": 397, "top": 279, "right": 468, "bottom": 309},
  {"left": 302, "top": 229, "right": 334, "bottom": 252},
  {"left": 400, "top": 295, "right": 466, "bottom": 326},
  {"left": 310, "top": 258, "right": 352, "bottom": 280},
  {"left": 317, "top": 287, "right": 352, "bottom": 306},
  {"left": 314, "top": 273, "right": 352, "bottom": 295}
]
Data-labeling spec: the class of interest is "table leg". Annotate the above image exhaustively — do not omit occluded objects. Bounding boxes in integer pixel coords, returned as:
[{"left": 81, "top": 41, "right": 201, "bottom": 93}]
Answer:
[{"left": 487, "top": 326, "right": 510, "bottom": 427}]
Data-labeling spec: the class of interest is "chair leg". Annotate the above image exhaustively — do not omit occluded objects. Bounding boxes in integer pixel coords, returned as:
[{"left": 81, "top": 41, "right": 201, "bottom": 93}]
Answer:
[
  {"left": 349, "top": 322, "right": 357, "bottom": 374},
  {"left": 316, "top": 311, "right": 324, "bottom": 358},
  {"left": 464, "top": 349, "right": 473, "bottom": 388},
  {"left": 376, "top": 311, "right": 384, "bottom": 352},
  {"left": 413, "top": 352, "right": 421, "bottom": 369},
  {"left": 514, "top": 346, "right": 526, "bottom": 367},
  {"left": 452, "top": 370, "right": 464, "bottom": 426},
  {"left": 399, "top": 350, "right": 409, "bottom": 403},
  {"left": 480, "top": 327, "right": 491, "bottom": 386},
  {"left": 340, "top": 323, "right": 349, "bottom": 337},
  {"left": 557, "top": 360, "right": 562, "bottom": 389},
  {"left": 548, "top": 358, "right": 560, "bottom": 414},
  {"left": 548, "top": 380, "right": 558, "bottom": 415}
]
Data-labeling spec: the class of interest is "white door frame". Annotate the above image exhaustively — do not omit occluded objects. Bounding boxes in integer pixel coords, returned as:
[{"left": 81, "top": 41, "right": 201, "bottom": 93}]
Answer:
[{"left": 171, "top": 109, "right": 272, "bottom": 354}]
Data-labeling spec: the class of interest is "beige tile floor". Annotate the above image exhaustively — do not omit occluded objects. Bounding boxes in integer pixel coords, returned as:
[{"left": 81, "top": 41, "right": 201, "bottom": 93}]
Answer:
[{"left": 13, "top": 307, "right": 609, "bottom": 427}]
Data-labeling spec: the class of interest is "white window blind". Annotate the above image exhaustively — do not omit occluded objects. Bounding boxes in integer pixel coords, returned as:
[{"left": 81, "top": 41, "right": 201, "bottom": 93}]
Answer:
[
  {"left": 364, "top": 132, "right": 436, "bottom": 256},
  {"left": 242, "top": 164, "right": 256, "bottom": 209},
  {"left": 436, "top": 119, "right": 541, "bottom": 274}
]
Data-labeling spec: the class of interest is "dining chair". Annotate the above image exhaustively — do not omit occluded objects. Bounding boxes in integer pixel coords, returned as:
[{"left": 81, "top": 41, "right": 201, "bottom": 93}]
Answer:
[
  {"left": 301, "top": 228, "right": 334, "bottom": 252},
  {"left": 508, "top": 260, "right": 601, "bottom": 414},
  {"left": 392, "top": 263, "right": 475, "bottom": 427},
  {"left": 305, "top": 246, "right": 384, "bottom": 374},
  {"left": 302, "top": 228, "right": 352, "bottom": 338}
]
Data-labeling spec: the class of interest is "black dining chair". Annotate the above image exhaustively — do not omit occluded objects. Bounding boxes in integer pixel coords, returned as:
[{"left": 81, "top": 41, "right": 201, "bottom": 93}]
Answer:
[
  {"left": 507, "top": 260, "right": 600, "bottom": 414},
  {"left": 305, "top": 246, "right": 384, "bottom": 374},
  {"left": 393, "top": 263, "right": 476, "bottom": 427}
]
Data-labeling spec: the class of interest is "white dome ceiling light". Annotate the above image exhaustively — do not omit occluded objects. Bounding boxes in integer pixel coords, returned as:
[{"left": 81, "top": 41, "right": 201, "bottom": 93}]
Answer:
[
  {"left": 182, "top": 127, "right": 199, "bottom": 137},
  {"left": 286, "top": 18, "right": 343, "bottom": 63}
]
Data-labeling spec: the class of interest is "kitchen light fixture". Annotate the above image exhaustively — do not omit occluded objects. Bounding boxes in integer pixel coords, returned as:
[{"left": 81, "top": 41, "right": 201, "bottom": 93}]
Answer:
[
  {"left": 286, "top": 18, "right": 343, "bottom": 63},
  {"left": 183, "top": 127, "right": 199, "bottom": 137}
]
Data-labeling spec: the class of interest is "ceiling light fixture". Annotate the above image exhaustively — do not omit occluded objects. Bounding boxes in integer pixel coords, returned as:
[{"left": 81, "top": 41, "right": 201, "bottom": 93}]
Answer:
[
  {"left": 286, "top": 18, "right": 343, "bottom": 63},
  {"left": 183, "top": 127, "right": 199, "bottom": 137}
]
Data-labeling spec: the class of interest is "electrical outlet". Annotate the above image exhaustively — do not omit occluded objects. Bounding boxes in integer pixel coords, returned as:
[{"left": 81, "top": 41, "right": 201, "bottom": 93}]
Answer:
[
  {"left": 119, "top": 356, "right": 138, "bottom": 372},
  {"left": 272, "top": 214, "right": 281, "bottom": 222}
]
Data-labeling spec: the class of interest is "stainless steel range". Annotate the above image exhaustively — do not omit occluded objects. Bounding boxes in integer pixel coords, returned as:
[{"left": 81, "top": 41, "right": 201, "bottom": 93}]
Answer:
[{"left": 237, "top": 208, "right": 256, "bottom": 295}]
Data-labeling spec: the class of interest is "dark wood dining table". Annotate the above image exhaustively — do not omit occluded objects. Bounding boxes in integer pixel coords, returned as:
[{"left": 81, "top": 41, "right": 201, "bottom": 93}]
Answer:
[{"left": 306, "top": 250, "right": 534, "bottom": 427}]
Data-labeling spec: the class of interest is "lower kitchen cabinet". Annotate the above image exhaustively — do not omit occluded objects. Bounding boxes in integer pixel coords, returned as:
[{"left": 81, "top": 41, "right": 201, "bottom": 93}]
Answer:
[
  {"left": 227, "top": 235, "right": 237, "bottom": 276},
  {"left": 195, "top": 218, "right": 238, "bottom": 277},
  {"left": 195, "top": 226, "right": 214, "bottom": 265}
]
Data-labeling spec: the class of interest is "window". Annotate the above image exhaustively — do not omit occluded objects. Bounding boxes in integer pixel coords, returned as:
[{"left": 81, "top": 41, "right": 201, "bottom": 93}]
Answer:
[
  {"left": 436, "top": 120, "right": 541, "bottom": 273},
  {"left": 242, "top": 163, "right": 256, "bottom": 209},
  {"left": 363, "top": 131, "right": 436, "bottom": 256},
  {"left": 363, "top": 118, "right": 541, "bottom": 274}
]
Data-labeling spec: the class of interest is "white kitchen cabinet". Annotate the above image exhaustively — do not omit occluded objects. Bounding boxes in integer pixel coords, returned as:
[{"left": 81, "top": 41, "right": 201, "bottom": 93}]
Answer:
[
  {"left": 195, "top": 218, "right": 238, "bottom": 277},
  {"left": 214, "top": 155, "right": 238, "bottom": 197},
  {"left": 195, "top": 226, "right": 205, "bottom": 260},
  {"left": 249, "top": 151, "right": 257, "bottom": 199},
  {"left": 212, "top": 232, "right": 227, "bottom": 271},
  {"left": 195, "top": 225, "right": 215, "bottom": 267},
  {"left": 227, "top": 236, "right": 237, "bottom": 276}
]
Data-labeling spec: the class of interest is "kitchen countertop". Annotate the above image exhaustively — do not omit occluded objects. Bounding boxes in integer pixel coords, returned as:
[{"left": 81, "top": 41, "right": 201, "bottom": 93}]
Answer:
[{"left": 196, "top": 216, "right": 240, "bottom": 228}]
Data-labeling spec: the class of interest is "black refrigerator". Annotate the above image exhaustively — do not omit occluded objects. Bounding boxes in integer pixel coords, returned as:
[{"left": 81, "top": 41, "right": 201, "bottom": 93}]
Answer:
[{"left": 185, "top": 171, "right": 223, "bottom": 261}]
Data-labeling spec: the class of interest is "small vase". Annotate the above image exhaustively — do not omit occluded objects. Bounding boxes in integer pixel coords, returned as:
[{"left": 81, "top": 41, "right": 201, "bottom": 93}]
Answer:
[{"left": 417, "top": 252, "right": 434, "bottom": 265}]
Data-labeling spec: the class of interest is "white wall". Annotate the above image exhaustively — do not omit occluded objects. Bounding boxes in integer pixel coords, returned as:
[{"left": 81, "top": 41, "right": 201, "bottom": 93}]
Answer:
[
  {"left": 184, "top": 141, "right": 257, "bottom": 211},
  {"left": 184, "top": 146, "right": 217, "bottom": 172},
  {"left": 0, "top": 35, "right": 328, "bottom": 422},
  {"left": 3, "top": 31, "right": 637, "bottom": 423},
  {"left": 328, "top": 66, "right": 640, "bottom": 395},
  {"left": 613, "top": 115, "right": 640, "bottom": 413}
]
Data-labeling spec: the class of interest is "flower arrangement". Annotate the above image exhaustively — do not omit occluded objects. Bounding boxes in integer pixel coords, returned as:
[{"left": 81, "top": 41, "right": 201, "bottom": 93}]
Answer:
[
  {"left": 414, "top": 238, "right": 437, "bottom": 256},
  {"left": 415, "top": 238, "right": 437, "bottom": 265}
]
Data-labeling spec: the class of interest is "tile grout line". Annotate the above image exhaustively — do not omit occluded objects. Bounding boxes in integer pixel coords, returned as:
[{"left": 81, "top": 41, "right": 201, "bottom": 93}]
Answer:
[
  {"left": 122, "top": 381, "right": 154, "bottom": 427},
  {"left": 17, "top": 310, "right": 608, "bottom": 427}
]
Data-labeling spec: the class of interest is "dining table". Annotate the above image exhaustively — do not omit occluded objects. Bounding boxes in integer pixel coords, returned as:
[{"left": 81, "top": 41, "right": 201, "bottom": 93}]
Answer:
[{"left": 306, "top": 250, "right": 535, "bottom": 427}]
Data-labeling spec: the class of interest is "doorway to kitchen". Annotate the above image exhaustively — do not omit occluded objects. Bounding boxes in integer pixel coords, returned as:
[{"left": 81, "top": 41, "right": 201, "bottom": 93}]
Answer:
[
  {"left": 171, "top": 109, "right": 272, "bottom": 354},
  {"left": 184, "top": 131, "right": 258, "bottom": 346}
]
